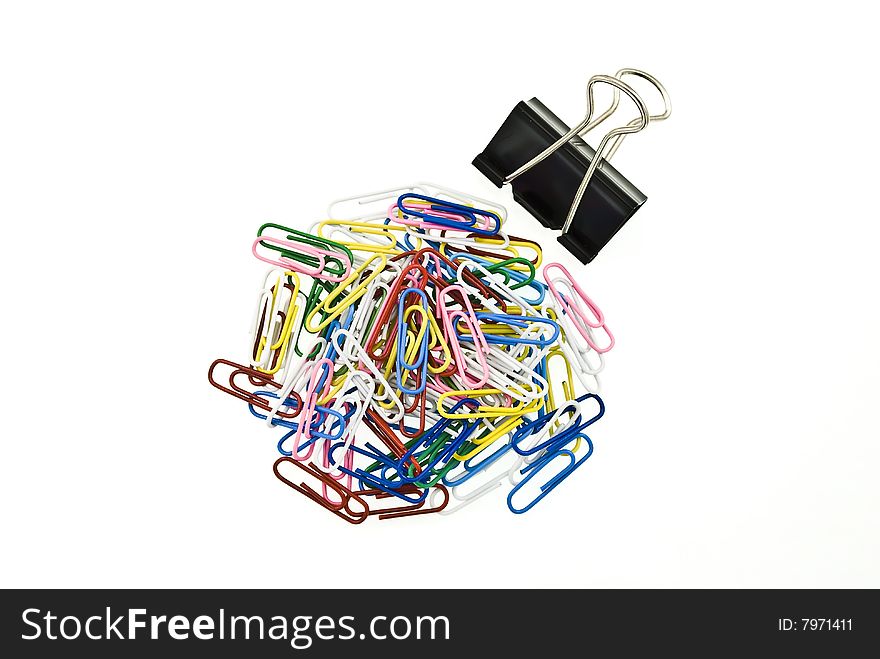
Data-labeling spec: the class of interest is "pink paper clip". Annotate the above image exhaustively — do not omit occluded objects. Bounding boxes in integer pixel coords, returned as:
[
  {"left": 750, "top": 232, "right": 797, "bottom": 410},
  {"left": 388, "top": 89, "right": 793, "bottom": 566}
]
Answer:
[
  {"left": 289, "top": 357, "right": 335, "bottom": 461},
  {"left": 543, "top": 262, "right": 615, "bottom": 353},
  {"left": 320, "top": 441, "right": 354, "bottom": 505},
  {"left": 251, "top": 235, "right": 351, "bottom": 282},
  {"left": 438, "top": 285, "right": 490, "bottom": 388}
]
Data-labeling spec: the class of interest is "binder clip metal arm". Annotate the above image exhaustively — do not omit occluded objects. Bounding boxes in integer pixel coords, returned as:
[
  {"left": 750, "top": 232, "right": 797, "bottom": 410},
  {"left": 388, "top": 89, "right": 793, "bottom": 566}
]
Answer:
[{"left": 473, "top": 69, "right": 671, "bottom": 264}]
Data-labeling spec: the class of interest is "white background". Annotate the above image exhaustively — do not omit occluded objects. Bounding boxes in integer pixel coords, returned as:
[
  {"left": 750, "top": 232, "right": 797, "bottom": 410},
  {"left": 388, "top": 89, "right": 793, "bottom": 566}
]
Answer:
[{"left": 1, "top": 1, "right": 878, "bottom": 588}]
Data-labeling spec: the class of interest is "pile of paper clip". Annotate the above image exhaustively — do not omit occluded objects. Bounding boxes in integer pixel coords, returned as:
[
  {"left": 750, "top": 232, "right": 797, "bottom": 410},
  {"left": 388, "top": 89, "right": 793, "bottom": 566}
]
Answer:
[{"left": 209, "top": 183, "right": 613, "bottom": 521}]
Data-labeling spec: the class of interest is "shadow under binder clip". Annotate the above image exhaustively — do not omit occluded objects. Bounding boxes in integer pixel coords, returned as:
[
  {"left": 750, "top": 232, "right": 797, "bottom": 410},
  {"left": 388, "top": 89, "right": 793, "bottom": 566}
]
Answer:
[{"left": 473, "top": 69, "right": 670, "bottom": 263}]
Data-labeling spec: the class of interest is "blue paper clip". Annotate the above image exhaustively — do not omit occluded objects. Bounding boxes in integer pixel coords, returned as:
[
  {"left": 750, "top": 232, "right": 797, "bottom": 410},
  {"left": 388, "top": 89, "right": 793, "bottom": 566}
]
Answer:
[
  {"left": 507, "top": 433, "right": 594, "bottom": 514},
  {"left": 398, "top": 194, "right": 477, "bottom": 228},
  {"left": 396, "top": 287, "right": 429, "bottom": 395},
  {"left": 511, "top": 392, "right": 604, "bottom": 456},
  {"left": 455, "top": 313, "right": 560, "bottom": 347},
  {"left": 398, "top": 194, "right": 501, "bottom": 237}
]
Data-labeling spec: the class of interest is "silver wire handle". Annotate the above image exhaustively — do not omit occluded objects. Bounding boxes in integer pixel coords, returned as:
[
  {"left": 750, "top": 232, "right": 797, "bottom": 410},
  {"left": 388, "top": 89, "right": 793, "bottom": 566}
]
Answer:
[{"left": 597, "top": 69, "right": 671, "bottom": 161}]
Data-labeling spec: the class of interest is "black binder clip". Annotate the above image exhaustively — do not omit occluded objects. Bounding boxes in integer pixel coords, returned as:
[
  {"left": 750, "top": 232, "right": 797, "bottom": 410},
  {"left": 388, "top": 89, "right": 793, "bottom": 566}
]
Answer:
[{"left": 473, "top": 69, "right": 670, "bottom": 264}]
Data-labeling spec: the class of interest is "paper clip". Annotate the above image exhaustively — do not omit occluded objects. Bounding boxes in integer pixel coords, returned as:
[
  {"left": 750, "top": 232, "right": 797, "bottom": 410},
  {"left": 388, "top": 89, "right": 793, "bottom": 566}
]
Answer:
[
  {"left": 327, "top": 185, "right": 431, "bottom": 221},
  {"left": 511, "top": 393, "right": 604, "bottom": 456},
  {"left": 395, "top": 288, "right": 430, "bottom": 396},
  {"left": 507, "top": 434, "right": 594, "bottom": 514},
  {"left": 438, "top": 285, "right": 490, "bottom": 389},
  {"left": 274, "top": 457, "right": 369, "bottom": 524},
  {"left": 208, "top": 358, "right": 302, "bottom": 419},
  {"left": 395, "top": 194, "right": 502, "bottom": 237},
  {"left": 254, "top": 224, "right": 353, "bottom": 282},
  {"left": 544, "top": 262, "right": 614, "bottom": 353},
  {"left": 249, "top": 269, "right": 301, "bottom": 373},
  {"left": 304, "top": 254, "right": 387, "bottom": 333},
  {"left": 356, "top": 484, "right": 449, "bottom": 520}
]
